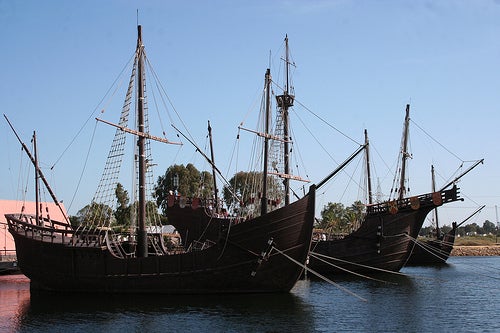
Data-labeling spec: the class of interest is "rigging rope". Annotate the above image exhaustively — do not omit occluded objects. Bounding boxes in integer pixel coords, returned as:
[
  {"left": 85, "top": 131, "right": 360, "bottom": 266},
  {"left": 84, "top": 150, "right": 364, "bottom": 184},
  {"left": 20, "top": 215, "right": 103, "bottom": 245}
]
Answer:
[
  {"left": 145, "top": 58, "right": 199, "bottom": 147},
  {"left": 271, "top": 246, "right": 367, "bottom": 302},
  {"left": 68, "top": 120, "right": 99, "bottom": 213},
  {"left": 144, "top": 56, "right": 173, "bottom": 140},
  {"left": 288, "top": 125, "right": 310, "bottom": 181},
  {"left": 308, "top": 252, "right": 397, "bottom": 284},
  {"left": 51, "top": 52, "right": 136, "bottom": 170},
  {"left": 405, "top": 234, "right": 453, "bottom": 261},
  {"left": 309, "top": 251, "right": 410, "bottom": 277},
  {"left": 420, "top": 239, "right": 453, "bottom": 254},
  {"left": 410, "top": 119, "right": 464, "bottom": 162},
  {"left": 287, "top": 94, "right": 361, "bottom": 146}
]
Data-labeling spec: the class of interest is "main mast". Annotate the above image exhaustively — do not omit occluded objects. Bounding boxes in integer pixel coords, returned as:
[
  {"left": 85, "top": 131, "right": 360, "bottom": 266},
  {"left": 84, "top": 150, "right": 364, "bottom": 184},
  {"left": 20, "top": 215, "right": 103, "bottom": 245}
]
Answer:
[
  {"left": 261, "top": 68, "right": 272, "bottom": 215},
  {"left": 136, "top": 25, "right": 148, "bottom": 258},
  {"left": 398, "top": 104, "right": 410, "bottom": 200},
  {"left": 276, "top": 35, "right": 294, "bottom": 206},
  {"left": 364, "top": 129, "right": 373, "bottom": 205}
]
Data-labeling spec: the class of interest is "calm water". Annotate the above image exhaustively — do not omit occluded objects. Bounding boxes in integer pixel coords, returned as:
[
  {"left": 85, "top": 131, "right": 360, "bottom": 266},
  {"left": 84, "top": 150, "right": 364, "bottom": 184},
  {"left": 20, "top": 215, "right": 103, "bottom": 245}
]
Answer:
[{"left": 1, "top": 256, "right": 499, "bottom": 333}]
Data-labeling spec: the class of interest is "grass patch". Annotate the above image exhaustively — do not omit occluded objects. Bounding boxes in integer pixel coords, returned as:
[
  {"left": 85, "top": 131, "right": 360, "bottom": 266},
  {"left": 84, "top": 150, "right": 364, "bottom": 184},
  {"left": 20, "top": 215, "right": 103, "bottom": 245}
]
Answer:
[{"left": 455, "top": 235, "right": 499, "bottom": 246}]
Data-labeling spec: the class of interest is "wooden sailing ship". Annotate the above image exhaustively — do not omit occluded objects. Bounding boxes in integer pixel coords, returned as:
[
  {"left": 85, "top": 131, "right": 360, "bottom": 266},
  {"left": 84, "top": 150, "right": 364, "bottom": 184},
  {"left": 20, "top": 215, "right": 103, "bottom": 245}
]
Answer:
[
  {"left": 5, "top": 26, "right": 315, "bottom": 293},
  {"left": 308, "top": 105, "right": 467, "bottom": 275},
  {"left": 166, "top": 36, "right": 315, "bottom": 265},
  {"left": 405, "top": 223, "right": 458, "bottom": 265},
  {"left": 406, "top": 166, "right": 485, "bottom": 266}
]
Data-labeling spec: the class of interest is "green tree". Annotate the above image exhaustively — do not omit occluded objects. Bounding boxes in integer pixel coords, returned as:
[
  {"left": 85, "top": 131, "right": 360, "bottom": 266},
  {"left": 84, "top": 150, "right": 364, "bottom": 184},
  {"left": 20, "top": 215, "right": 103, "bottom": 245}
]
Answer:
[
  {"left": 346, "top": 200, "right": 365, "bottom": 229},
  {"left": 419, "top": 226, "right": 433, "bottom": 236},
  {"left": 114, "top": 183, "right": 131, "bottom": 228},
  {"left": 320, "top": 202, "right": 347, "bottom": 233},
  {"left": 314, "top": 217, "right": 329, "bottom": 230},
  {"left": 223, "top": 171, "right": 260, "bottom": 208},
  {"left": 319, "top": 200, "right": 366, "bottom": 233},
  {"left": 440, "top": 224, "right": 452, "bottom": 235},
  {"left": 464, "top": 223, "right": 479, "bottom": 235},
  {"left": 483, "top": 220, "right": 496, "bottom": 234},
  {"left": 69, "top": 215, "right": 80, "bottom": 228},
  {"left": 75, "top": 202, "right": 113, "bottom": 226},
  {"left": 122, "top": 200, "right": 164, "bottom": 228},
  {"left": 145, "top": 200, "right": 164, "bottom": 224},
  {"left": 154, "top": 164, "right": 213, "bottom": 214},
  {"left": 222, "top": 171, "right": 283, "bottom": 211}
]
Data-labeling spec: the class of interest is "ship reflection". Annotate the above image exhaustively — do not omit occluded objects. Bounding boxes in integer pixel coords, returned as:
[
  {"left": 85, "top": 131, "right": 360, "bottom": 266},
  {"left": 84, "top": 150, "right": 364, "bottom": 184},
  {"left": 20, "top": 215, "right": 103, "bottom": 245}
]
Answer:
[
  {"left": 10, "top": 277, "right": 316, "bottom": 332},
  {"left": 0, "top": 274, "right": 30, "bottom": 332}
]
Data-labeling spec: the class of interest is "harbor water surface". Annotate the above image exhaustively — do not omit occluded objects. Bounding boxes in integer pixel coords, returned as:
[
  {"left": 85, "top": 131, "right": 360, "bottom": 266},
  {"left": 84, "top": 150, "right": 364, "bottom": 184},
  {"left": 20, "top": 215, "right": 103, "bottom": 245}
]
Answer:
[{"left": 1, "top": 256, "right": 499, "bottom": 332}]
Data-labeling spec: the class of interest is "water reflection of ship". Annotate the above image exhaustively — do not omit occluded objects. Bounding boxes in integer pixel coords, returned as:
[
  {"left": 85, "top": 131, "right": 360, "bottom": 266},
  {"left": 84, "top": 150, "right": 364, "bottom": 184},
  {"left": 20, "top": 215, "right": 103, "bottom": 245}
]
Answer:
[
  {"left": 1, "top": 214, "right": 18, "bottom": 275},
  {"left": 0, "top": 274, "right": 30, "bottom": 332},
  {"left": 26, "top": 287, "right": 315, "bottom": 332}
]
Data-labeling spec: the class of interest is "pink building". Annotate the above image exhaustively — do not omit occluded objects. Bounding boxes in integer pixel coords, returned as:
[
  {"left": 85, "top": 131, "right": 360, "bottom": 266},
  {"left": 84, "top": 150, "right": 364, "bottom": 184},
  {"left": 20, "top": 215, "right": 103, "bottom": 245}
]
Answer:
[{"left": 0, "top": 200, "right": 68, "bottom": 256}]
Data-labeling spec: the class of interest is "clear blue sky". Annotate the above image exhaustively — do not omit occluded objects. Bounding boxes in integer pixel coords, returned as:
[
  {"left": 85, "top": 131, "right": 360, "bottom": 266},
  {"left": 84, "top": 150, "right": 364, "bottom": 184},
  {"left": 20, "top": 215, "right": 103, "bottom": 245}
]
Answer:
[{"left": 1, "top": 0, "right": 499, "bottom": 228}]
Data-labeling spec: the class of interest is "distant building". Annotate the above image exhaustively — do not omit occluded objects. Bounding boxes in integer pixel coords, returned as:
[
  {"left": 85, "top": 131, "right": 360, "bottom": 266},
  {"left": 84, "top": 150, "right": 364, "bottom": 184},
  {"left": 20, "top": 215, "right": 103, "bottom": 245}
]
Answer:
[{"left": 0, "top": 200, "right": 68, "bottom": 257}]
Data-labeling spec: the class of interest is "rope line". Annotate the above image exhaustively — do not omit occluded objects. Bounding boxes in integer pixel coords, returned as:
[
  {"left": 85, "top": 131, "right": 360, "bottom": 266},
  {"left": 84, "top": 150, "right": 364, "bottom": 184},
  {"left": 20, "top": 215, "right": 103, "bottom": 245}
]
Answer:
[
  {"left": 272, "top": 246, "right": 368, "bottom": 302},
  {"left": 310, "top": 251, "right": 409, "bottom": 277},
  {"left": 406, "top": 234, "right": 453, "bottom": 260},
  {"left": 410, "top": 119, "right": 463, "bottom": 162},
  {"left": 308, "top": 252, "right": 396, "bottom": 284}
]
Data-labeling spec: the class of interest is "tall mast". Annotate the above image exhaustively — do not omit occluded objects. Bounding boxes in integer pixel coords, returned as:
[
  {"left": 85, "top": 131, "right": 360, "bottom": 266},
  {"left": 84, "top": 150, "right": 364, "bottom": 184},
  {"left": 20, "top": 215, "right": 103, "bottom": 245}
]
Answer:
[
  {"left": 261, "top": 68, "right": 271, "bottom": 215},
  {"left": 33, "top": 131, "right": 40, "bottom": 225},
  {"left": 398, "top": 104, "right": 410, "bottom": 200},
  {"left": 364, "top": 129, "right": 373, "bottom": 205},
  {"left": 431, "top": 165, "right": 440, "bottom": 238},
  {"left": 136, "top": 25, "right": 148, "bottom": 258},
  {"left": 208, "top": 120, "right": 218, "bottom": 212},
  {"left": 276, "top": 35, "right": 294, "bottom": 206}
]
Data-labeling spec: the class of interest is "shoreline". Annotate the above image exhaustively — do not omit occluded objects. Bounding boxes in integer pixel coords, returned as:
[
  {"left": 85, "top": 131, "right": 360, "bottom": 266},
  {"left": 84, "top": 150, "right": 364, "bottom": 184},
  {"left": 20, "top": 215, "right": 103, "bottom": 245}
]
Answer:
[{"left": 451, "top": 245, "right": 500, "bottom": 256}]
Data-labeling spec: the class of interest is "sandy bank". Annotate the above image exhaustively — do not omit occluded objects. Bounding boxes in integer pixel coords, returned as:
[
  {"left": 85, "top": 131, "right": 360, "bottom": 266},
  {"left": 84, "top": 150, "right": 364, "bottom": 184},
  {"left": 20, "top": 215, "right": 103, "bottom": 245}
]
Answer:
[{"left": 451, "top": 245, "right": 500, "bottom": 256}]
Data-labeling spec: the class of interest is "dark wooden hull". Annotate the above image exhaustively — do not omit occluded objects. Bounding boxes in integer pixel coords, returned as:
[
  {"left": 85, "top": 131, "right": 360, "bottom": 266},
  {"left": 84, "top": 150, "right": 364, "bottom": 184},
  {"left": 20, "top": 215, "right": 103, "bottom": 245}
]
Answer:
[
  {"left": 6, "top": 187, "right": 315, "bottom": 294},
  {"left": 307, "top": 187, "right": 460, "bottom": 275},
  {"left": 405, "top": 227, "right": 456, "bottom": 265}
]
